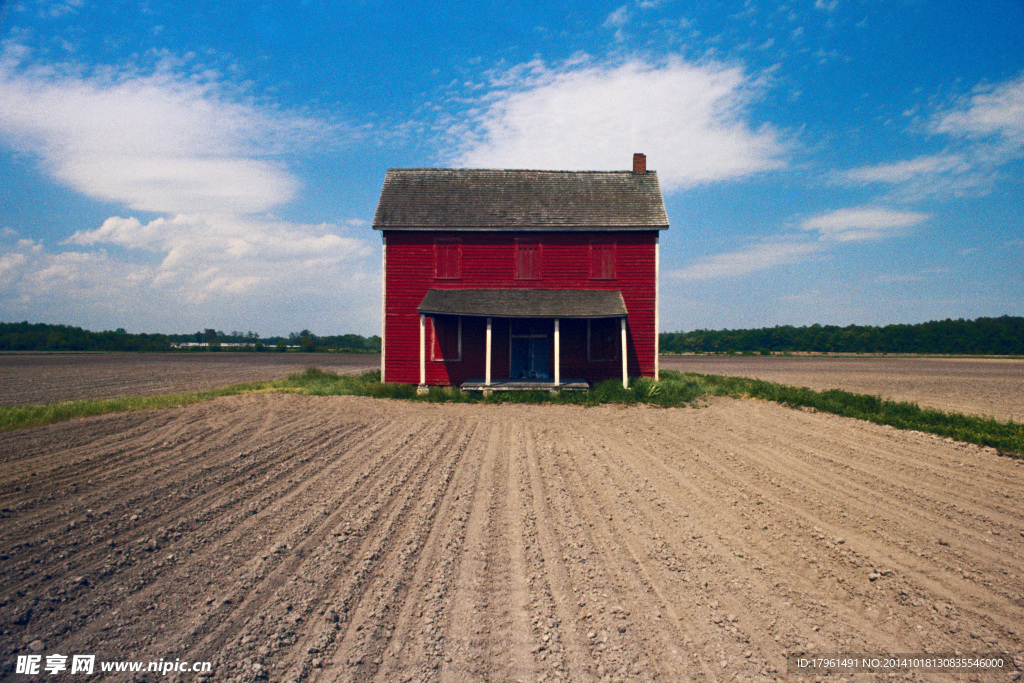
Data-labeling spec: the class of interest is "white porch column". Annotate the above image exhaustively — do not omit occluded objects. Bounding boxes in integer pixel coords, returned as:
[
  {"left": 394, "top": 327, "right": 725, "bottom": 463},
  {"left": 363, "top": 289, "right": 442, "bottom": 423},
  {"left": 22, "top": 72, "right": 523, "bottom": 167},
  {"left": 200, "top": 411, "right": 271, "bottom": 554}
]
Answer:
[
  {"left": 621, "top": 317, "right": 628, "bottom": 389},
  {"left": 485, "top": 317, "right": 492, "bottom": 387},
  {"left": 419, "top": 313, "right": 426, "bottom": 386},
  {"left": 553, "top": 318, "right": 560, "bottom": 386}
]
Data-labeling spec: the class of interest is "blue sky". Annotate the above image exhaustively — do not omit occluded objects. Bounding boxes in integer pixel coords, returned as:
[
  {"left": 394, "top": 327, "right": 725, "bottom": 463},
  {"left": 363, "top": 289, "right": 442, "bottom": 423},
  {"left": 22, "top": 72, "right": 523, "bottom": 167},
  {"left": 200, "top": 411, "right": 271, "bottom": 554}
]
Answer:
[{"left": 1, "top": 0, "right": 1022, "bottom": 336}]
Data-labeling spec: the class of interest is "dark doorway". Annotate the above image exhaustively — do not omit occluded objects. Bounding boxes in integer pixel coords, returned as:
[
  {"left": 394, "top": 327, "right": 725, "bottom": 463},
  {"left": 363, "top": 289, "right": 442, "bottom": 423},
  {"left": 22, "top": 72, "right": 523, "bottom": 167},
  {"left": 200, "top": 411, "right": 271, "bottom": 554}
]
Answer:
[{"left": 509, "top": 319, "right": 550, "bottom": 379}]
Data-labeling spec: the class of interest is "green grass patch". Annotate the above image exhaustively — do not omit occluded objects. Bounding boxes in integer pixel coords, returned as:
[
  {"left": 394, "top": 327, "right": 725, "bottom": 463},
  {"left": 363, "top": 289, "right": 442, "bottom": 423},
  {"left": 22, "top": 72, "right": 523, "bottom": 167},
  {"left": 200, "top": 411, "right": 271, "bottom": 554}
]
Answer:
[
  {"left": 270, "top": 367, "right": 707, "bottom": 407},
  {"left": 0, "top": 381, "right": 269, "bottom": 432},
  {"left": 2, "top": 367, "right": 1020, "bottom": 458}
]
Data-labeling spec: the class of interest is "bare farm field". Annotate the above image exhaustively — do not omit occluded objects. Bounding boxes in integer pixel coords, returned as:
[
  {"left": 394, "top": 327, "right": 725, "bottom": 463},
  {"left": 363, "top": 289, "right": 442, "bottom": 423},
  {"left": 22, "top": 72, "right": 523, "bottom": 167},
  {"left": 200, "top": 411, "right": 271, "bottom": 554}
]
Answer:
[
  {"left": 661, "top": 355, "right": 1024, "bottom": 423},
  {"left": 2, "top": 394, "right": 1022, "bottom": 681},
  {"left": 0, "top": 353, "right": 380, "bottom": 406}
]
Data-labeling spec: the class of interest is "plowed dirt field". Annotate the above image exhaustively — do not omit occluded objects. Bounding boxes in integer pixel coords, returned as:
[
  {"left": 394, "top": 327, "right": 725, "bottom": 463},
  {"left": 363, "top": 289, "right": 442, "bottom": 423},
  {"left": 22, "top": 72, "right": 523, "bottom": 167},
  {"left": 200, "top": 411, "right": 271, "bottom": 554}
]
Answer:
[
  {"left": 2, "top": 395, "right": 1022, "bottom": 681},
  {"left": 0, "top": 353, "right": 379, "bottom": 406},
  {"left": 660, "top": 355, "right": 1024, "bottom": 423}
]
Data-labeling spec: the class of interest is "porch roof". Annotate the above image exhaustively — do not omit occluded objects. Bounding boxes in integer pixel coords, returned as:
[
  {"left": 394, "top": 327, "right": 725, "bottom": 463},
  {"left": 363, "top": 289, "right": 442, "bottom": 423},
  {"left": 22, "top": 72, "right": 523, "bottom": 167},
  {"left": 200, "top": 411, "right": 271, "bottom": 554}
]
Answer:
[{"left": 417, "top": 288, "right": 627, "bottom": 319}]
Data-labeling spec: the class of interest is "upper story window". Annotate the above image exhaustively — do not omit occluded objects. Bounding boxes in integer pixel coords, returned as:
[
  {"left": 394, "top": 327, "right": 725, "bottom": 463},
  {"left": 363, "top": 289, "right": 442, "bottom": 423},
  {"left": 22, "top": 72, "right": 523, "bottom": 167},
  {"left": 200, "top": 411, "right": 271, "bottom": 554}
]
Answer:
[
  {"left": 590, "top": 241, "right": 616, "bottom": 279},
  {"left": 515, "top": 240, "right": 541, "bottom": 280},
  {"left": 434, "top": 239, "right": 461, "bottom": 279}
]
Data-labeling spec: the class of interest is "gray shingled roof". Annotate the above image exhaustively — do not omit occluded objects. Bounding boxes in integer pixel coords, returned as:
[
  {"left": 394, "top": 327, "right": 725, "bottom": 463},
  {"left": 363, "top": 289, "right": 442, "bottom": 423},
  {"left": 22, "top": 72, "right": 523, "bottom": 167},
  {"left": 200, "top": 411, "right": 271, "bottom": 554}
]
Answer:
[
  {"left": 373, "top": 169, "right": 668, "bottom": 230},
  {"left": 417, "top": 289, "right": 628, "bottom": 318}
]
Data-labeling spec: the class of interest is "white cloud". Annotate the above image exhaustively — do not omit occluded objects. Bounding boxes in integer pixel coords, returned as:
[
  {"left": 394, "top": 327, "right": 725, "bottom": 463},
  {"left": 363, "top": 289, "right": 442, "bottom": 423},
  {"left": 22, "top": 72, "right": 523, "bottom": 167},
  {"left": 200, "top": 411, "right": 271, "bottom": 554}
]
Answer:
[
  {"left": 34, "top": 0, "right": 84, "bottom": 19},
  {"left": 0, "top": 251, "right": 30, "bottom": 286},
  {"left": 834, "top": 153, "right": 988, "bottom": 199},
  {"left": 1, "top": 222, "right": 379, "bottom": 334},
  {"left": 603, "top": 6, "right": 630, "bottom": 41},
  {"left": 671, "top": 238, "right": 822, "bottom": 280},
  {"left": 933, "top": 72, "right": 1024, "bottom": 144},
  {"left": 0, "top": 49, "right": 377, "bottom": 334},
  {"left": 604, "top": 6, "right": 629, "bottom": 28},
  {"left": 836, "top": 73, "right": 1024, "bottom": 199},
  {"left": 801, "top": 207, "right": 929, "bottom": 242},
  {"left": 66, "top": 214, "right": 369, "bottom": 281},
  {"left": 671, "top": 206, "right": 928, "bottom": 280},
  {"left": 0, "top": 234, "right": 151, "bottom": 318},
  {"left": 839, "top": 154, "right": 969, "bottom": 184},
  {"left": 0, "top": 50, "right": 329, "bottom": 214},
  {"left": 445, "top": 57, "right": 787, "bottom": 191}
]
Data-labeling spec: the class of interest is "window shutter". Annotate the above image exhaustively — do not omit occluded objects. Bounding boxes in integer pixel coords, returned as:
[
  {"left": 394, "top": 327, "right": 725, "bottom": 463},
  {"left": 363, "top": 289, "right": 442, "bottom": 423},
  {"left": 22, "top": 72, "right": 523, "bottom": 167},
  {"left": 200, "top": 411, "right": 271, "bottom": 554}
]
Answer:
[
  {"left": 515, "top": 241, "right": 541, "bottom": 280},
  {"left": 590, "top": 242, "right": 615, "bottom": 279},
  {"left": 434, "top": 239, "right": 461, "bottom": 279}
]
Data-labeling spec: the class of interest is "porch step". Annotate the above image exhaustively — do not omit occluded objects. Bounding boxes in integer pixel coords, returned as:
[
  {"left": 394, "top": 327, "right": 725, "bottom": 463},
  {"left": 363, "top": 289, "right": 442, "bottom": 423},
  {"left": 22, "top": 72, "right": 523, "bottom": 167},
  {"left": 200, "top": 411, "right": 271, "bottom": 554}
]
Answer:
[{"left": 461, "top": 378, "right": 590, "bottom": 392}]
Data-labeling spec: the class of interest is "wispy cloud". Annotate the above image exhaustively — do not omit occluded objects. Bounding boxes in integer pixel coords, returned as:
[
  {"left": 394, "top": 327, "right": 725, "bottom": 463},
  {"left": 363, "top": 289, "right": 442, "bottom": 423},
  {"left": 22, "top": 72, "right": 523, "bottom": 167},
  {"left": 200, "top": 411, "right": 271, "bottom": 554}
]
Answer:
[
  {"left": 444, "top": 56, "right": 788, "bottom": 191},
  {"left": 0, "top": 50, "right": 333, "bottom": 214},
  {"left": 65, "top": 214, "right": 369, "bottom": 288},
  {"left": 33, "top": 0, "right": 85, "bottom": 19},
  {"left": 604, "top": 6, "right": 629, "bottom": 28},
  {"left": 603, "top": 5, "right": 630, "bottom": 41},
  {"left": 672, "top": 206, "right": 929, "bottom": 280},
  {"left": 933, "top": 72, "right": 1024, "bottom": 144},
  {"left": 0, "top": 47, "right": 376, "bottom": 333},
  {"left": 671, "top": 238, "right": 821, "bottom": 280},
  {"left": 1, "top": 223, "right": 377, "bottom": 333},
  {"left": 838, "top": 154, "right": 969, "bottom": 184},
  {"left": 836, "top": 72, "right": 1024, "bottom": 199},
  {"left": 800, "top": 207, "right": 929, "bottom": 242},
  {"left": 832, "top": 153, "right": 991, "bottom": 200}
]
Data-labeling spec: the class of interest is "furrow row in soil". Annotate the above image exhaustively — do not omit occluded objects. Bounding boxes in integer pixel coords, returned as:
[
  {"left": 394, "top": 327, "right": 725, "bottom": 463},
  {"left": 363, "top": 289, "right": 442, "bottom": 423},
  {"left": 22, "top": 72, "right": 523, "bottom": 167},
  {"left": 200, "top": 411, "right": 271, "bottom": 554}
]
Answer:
[{"left": 2, "top": 394, "right": 1021, "bottom": 683}]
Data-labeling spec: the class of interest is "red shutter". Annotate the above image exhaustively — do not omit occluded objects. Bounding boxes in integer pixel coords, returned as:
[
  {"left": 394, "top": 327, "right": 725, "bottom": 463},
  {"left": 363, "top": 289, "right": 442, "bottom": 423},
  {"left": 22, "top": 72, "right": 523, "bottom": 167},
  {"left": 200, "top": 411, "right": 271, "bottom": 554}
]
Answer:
[
  {"left": 434, "top": 239, "right": 461, "bottom": 279},
  {"left": 590, "top": 243, "right": 615, "bottom": 279},
  {"left": 515, "top": 241, "right": 541, "bottom": 280}
]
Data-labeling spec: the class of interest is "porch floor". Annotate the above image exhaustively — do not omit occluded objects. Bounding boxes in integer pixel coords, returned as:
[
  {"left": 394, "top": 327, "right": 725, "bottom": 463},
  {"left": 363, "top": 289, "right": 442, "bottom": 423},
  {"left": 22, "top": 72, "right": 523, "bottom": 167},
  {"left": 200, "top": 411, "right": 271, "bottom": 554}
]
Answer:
[{"left": 461, "top": 378, "right": 590, "bottom": 392}]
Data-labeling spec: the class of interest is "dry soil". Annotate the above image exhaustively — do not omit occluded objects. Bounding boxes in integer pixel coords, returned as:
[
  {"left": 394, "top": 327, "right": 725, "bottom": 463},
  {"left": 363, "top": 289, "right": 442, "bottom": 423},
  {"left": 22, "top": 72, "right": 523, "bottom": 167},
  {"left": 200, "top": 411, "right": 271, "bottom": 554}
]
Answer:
[
  {"left": 0, "top": 353, "right": 379, "bottom": 406},
  {"left": 660, "top": 355, "right": 1024, "bottom": 423},
  {"left": 1, "top": 394, "right": 1021, "bottom": 681}
]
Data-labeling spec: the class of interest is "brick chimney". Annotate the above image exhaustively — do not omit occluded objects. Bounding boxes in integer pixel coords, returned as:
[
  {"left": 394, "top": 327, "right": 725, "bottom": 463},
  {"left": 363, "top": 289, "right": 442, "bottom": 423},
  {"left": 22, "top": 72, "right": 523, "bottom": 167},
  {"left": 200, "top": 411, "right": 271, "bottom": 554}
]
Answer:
[{"left": 632, "top": 152, "right": 646, "bottom": 174}]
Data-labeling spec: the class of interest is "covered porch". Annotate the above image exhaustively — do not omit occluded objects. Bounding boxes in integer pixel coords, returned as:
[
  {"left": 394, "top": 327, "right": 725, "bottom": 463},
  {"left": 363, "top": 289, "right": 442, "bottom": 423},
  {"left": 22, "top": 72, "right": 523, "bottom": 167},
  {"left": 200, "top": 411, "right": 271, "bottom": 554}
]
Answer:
[{"left": 416, "top": 288, "right": 630, "bottom": 390}]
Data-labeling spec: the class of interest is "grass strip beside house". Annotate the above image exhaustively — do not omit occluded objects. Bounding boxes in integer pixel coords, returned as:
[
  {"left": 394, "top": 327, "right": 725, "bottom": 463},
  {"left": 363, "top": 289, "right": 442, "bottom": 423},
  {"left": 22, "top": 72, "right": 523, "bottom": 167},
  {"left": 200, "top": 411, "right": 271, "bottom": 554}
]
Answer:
[
  {"left": 667, "top": 371, "right": 1023, "bottom": 457},
  {"left": 0, "top": 382, "right": 269, "bottom": 432},
  {"left": 1, "top": 367, "right": 1020, "bottom": 458}
]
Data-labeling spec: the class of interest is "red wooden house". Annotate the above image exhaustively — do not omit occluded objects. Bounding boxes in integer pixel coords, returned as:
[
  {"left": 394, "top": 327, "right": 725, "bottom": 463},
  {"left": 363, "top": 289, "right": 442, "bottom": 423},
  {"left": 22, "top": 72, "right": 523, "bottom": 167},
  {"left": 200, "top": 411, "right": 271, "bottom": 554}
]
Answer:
[{"left": 373, "top": 153, "right": 668, "bottom": 389}]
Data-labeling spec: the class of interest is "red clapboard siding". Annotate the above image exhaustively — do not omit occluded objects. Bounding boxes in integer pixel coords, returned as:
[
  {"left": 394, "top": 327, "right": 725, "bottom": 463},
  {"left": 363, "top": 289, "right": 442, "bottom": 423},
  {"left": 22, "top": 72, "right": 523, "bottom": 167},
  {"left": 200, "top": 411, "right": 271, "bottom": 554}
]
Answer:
[{"left": 383, "top": 231, "right": 658, "bottom": 386}]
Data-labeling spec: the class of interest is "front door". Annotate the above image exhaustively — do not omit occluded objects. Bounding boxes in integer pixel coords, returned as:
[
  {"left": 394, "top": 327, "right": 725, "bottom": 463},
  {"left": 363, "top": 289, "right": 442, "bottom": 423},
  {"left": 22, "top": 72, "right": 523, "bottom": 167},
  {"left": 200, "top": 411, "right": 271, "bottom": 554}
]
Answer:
[{"left": 510, "top": 319, "right": 550, "bottom": 380}]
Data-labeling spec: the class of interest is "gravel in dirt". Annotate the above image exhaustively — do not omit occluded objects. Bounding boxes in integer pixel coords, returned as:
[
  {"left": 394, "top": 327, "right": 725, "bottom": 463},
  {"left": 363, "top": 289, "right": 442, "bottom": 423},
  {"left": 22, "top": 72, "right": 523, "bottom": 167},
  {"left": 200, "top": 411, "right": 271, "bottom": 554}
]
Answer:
[
  {"left": 661, "top": 355, "right": 1024, "bottom": 423},
  {"left": 1, "top": 395, "right": 1021, "bottom": 681},
  {"left": 0, "top": 353, "right": 379, "bottom": 406}
]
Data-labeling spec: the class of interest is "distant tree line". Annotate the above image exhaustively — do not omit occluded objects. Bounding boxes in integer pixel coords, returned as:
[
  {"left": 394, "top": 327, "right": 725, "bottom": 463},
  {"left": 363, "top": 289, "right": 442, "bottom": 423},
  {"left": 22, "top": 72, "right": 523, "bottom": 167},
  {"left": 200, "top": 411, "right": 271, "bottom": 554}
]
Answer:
[
  {"left": 660, "top": 316, "right": 1024, "bottom": 355},
  {"left": 6, "top": 316, "right": 1020, "bottom": 355},
  {"left": 0, "top": 322, "right": 381, "bottom": 353}
]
